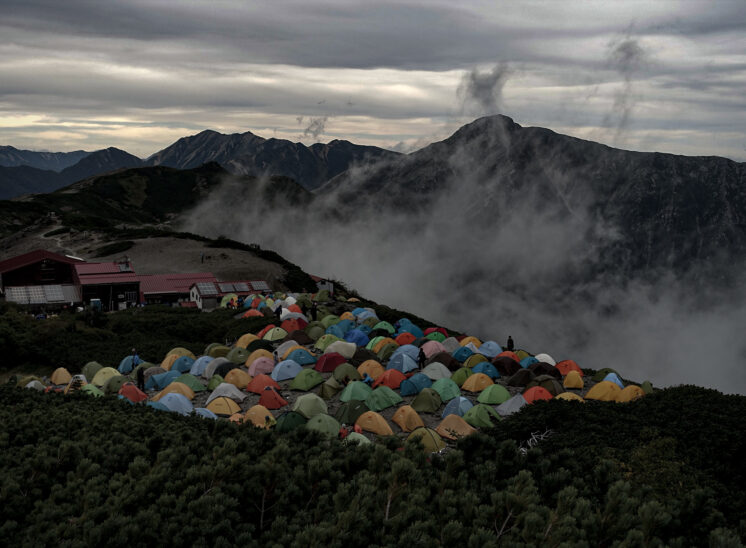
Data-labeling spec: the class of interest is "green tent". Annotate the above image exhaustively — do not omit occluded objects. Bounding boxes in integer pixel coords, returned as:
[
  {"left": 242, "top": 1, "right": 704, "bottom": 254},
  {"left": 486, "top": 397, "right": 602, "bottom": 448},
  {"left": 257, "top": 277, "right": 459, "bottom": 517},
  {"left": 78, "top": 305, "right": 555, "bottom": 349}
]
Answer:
[
  {"left": 207, "top": 374, "right": 224, "bottom": 391},
  {"left": 81, "top": 361, "right": 103, "bottom": 383},
  {"left": 314, "top": 334, "right": 341, "bottom": 352},
  {"left": 335, "top": 400, "right": 370, "bottom": 425},
  {"left": 81, "top": 384, "right": 104, "bottom": 397},
  {"left": 314, "top": 289, "right": 331, "bottom": 302},
  {"left": 591, "top": 368, "right": 619, "bottom": 382},
  {"left": 226, "top": 347, "right": 250, "bottom": 364},
  {"left": 344, "top": 432, "right": 372, "bottom": 445},
  {"left": 292, "top": 393, "right": 328, "bottom": 419},
  {"left": 641, "top": 380, "right": 654, "bottom": 395},
  {"left": 295, "top": 295, "right": 313, "bottom": 308},
  {"left": 174, "top": 373, "right": 206, "bottom": 392},
  {"left": 289, "top": 369, "right": 324, "bottom": 391},
  {"left": 361, "top": 317, "right": 379, "bottom": 329},
  {"left": 372, "top": 321, "right": 395, "bottom": 334},
  {"left": 477, "top": 384, "right": 511, "bottom": 405},
  {"left": 104, "top": 375, "right": 128, "bottom": 395},
  {"left": 319, "top": 377, "right": 343, "bottom": 400},
  {"left": 365, "top": 386, "right": 402, "bottom": 412},
  {"left": 411, "top": 388, "right": 443, "bottom": 413},
  {"left": 339, "top": 381, "right": 373, "bottom": 403},
  {"left": 305, "top": 413, "right": 339, "bottom": 436},
  {"left": 424, "top": 332, "right": 446, "bottom": 342},
  {"left": 275, "top": 411, "right": 307, "bottom": 433},
  {"left": 515, "top": 349, "right": 531, "bottom": 361},
  {"left": 305, "top": 325, "right": 326, "bottom": 341},
  {"left": 365, "top": 336, "right": 387, "bottom": 350},
  {"left": 320, "top": 314, "right": 341, "bottom": 328},
  {"left": 431, "top": 378, "right": 460, "bottom": 402},
  {"left": 376, "top": 343, "right": 398, "bottom": 362},
  {"left": 406, "top": 427, "right": 446, "bottom": 453},
  {"left": 208, "top": 345, "right": 231, "bottom": 358},
  {"left": 451, "top": 367, "right": 474, "bottom": 387},
  {"left": 463, "top": 404, "right": 502, "bottom": 428},
  {"left": 332, "top": 363, "right": 361, "bottom": 382}
]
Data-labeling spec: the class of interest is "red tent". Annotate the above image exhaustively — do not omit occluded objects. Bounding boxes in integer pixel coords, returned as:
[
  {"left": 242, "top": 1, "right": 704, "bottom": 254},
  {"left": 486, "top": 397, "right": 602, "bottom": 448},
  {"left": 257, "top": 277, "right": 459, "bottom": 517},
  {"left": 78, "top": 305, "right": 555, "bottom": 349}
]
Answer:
[
  {"left": 523, "top": 386, "right": 554, "bottom": 404},
  {"left": 424, "top": 327, "right": 448, "bottom": 338},
  {"left": 256, "top": 324, "right": 276, "bottom": 338},
  {"left": 247, "top": 374, "right": 281, "bottom": 395},
  {"left": 281, "top": 318, "right": 308, "bottom": 333},
  {"left": 314, "top": 352, "right": 347, "bottom": 373},
  {"left": 242, "top": 309, "right": 264, "bottom": 318},
  {"left": 395, "top": 332, "right": 416, "bottom": 346},
  {"left": 373, "top": 369, "right": 406, "bottom": 390},
  {"left": 556, "top": 359, "right": 583, "bottom": 376},
  {"left": 119, "top": 382, "right": 147, "bottom": 403},
  {"left": 259, "top": 387, "right": 289, "bottom": 409}
]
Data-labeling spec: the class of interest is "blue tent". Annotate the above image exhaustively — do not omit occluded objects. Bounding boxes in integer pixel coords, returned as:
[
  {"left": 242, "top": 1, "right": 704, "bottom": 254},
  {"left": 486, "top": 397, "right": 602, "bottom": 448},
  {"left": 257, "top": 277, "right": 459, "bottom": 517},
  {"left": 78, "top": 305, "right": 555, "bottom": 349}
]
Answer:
[
  {"left": 344, "top": 328, "right": 370, "bottom": 347},
  {"left": 603, "top": 372, "right": 625, "bottom": 389},
  {"left": 520, "top": 356, "right": 538, "bottom": 369},
  {"left": 194, "top": 407, "right": 218, "bottom": 420},
  {"left": 271, "top": 360, "right": 303, "bottom": 381},
  {"left": 390, "top": 344, "right": 419, "bottom": 362},
  {"left": 357, "top": 324, "right": 372, "bottom": 334},
  {"left": 190, "top": 356, "right": 213, "bottom": 376},
  {"left": 472, "top": 362, "right": 500, "bottom": 380},
  {"left": 325, "top": 324, "right": 346, "bottom": 339},
  {"left": 146, "top": 370, "right": 180, "bottom": 391},
  {"left": 477, "top": 341, "right": 502, "bottom": 358},
  {"left": 397, "top": 324, "right": 424, "bottom": 338},
  {"left": 352, "top": 307, "right": 367, "bottom": 317},
  {"left": 356, "top": 310, "right": 378, "bottom": 322},
  {"left": 386, "top": 353, "right": 418, "bottom": 374},
  {"left": 158, "top": 393, "right": 193, "bottom": 416},
  {"left": 442, "top": 396, "right": 474, "bottom": 418},
  {"left": 118, "top": 354, "right": 142, "bottom": 374},
  {"left": 287, "top": 348, "right": 316, "bottom": 365},
  {"left": 336, "top": 319, "right": 355, "bottom": 335},
  {"left": 171, "top": 356, "right": 195, "bottom": 374},
  {"left": 146, "top": 401, "right": 170, "bottom": 412},
  {"left": 399, "top": 372, "right": 432, "bottom": 396},
  {"left": 452, "top": 346, "right": 474, "bottom": 362}
]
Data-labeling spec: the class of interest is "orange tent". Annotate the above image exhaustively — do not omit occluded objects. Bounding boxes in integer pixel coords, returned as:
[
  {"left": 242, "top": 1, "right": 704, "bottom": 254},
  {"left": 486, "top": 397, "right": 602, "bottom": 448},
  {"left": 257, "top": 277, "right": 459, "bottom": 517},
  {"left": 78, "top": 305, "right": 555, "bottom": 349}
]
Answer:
[
  {"left": 224, "top": 369, "right": 252, "bottom": 390},
  {"left": 436, "top": 414, "right": 477, "bottom": 440},
  {"left": 288, "top": 304, "right": 303, "bottom": 313},
  {"left": 207, "top": 396, "right": 241, "bottom": 416},
  {"left": 357, "top": 360, "right": 385, "bottom": 380},
  {"left": 395, "top": 332, "right": 417, "bottom": 346},
  {"left": 372, "top": 337, "right": 397, "bottom": 354},
  {"left": 50, "top": 367, "right": 72, "bottom": 386},
  {"left": 355, "top": 411, "right": 394, "bottom": 436},
  {"left": 391, "top": 405, "right": 424, "bottom": 432},
  {"left": 340, "top": 311, "right": 355, "bottom": 320},
  {"left": 160, "top": 354, "right": 179, "bottom": 371},
  {"left": 372, "top": 370, "right": 406, "bottom": 389},
  {"left": 244, "top": 405, "right": 276, "bottom": 428},
  {"left": 460, "top": 336, "right": 482, "bottom": 348},
  {"left": 229, "top": 413, "right": 244, "bottom": 424},
  {"left": 496, "top": 351, "right": 520, "bottom": 363},
  {"left": 617, "top": 385, "right": 645, "bottom": 403},
  {"left": 242, "top": 309, "right": 264, "bottom": 319},
  {"left": 523, "top": 386, "right": 553, "bottom": 403},
  {"left": 259, "top": 387, "right": 289, "bottom": 409},
  {"left": 152, "top": 382, "right": 195, "bottom": 402},
  {"left": 461, "top": 373, "right": 494, "bottom": 392},
  {"left": 281, "top": 318, "right": 307, "bottom": 333},
  {"left": 556, "top": 359, "right": 583, "bottom": 376},
  {"left": 236, "top": 333, "right": 259, "bottom": 348},
  {"left": 585, "top": 381, "right": 621, "bottom": 402},
  {"left": 563, "top": 370, "right": 584, "bottom": 389},
  {"left": 119, "top": 382, "right": 147, "bottom": 403},
  {"left": 247, "top": 374, "right": 281, "bottom": 394}
]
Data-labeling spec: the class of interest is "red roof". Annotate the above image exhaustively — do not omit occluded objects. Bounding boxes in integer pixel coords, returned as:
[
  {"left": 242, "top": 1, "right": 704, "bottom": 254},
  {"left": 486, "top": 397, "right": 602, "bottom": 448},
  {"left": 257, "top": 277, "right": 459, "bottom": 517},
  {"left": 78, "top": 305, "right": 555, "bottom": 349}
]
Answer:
[
  {"left": 139, "top": 273, "right": 216, "bottom": 294},
  {"left": 75, "top": 262, "right": 133, "bottom": 275},
  {"left": 77, "top": 273, "right": 139, "bottom": 285},
  {"left": 0, "top": 249, "right": 85, "bottom": 274}
]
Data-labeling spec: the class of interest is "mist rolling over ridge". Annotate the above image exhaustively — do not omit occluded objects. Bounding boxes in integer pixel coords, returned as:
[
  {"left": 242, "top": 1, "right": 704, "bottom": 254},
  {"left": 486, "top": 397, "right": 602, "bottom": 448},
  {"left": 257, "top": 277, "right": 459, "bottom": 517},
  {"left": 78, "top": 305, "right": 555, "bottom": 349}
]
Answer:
[{"left": 179, "top": 115, "right": 746, "bottom": 395}]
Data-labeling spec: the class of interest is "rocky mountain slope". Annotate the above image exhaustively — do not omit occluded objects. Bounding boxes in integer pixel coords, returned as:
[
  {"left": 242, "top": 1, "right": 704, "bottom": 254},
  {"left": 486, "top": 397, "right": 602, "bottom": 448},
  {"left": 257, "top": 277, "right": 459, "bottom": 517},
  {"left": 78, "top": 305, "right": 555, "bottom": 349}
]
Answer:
[{"left": 0, "top": 145, "right": 90, "bottom": 171}]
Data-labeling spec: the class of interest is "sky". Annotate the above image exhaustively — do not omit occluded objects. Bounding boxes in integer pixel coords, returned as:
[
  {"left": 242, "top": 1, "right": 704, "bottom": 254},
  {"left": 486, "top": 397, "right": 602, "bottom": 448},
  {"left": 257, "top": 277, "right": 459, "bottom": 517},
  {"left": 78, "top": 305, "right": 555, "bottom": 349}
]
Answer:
[{"left": 1, "top": 0, "right": 745, "bottom": 161}]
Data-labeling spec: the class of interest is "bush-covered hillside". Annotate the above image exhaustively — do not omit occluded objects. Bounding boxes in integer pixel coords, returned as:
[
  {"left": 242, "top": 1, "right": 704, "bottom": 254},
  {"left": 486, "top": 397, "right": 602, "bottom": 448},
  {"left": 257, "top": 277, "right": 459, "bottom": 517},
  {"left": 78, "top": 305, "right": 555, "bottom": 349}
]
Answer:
[{"left": 1, "top": 385, "right": 744, "bottom": 546}]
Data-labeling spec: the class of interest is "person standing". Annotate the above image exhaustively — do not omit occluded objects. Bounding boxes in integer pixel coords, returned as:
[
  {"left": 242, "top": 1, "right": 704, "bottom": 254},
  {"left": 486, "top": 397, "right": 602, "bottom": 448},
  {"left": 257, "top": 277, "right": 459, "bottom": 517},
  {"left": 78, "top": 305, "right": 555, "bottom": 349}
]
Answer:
[
  {"left": 136, "top": 364, "right": 145, "bottom": 392},
  {"left": 417, "top": 348, "right": 427, "bottom": 371},
  {"left": 506, "top": 336, "right": 514, "bottom": 352}
]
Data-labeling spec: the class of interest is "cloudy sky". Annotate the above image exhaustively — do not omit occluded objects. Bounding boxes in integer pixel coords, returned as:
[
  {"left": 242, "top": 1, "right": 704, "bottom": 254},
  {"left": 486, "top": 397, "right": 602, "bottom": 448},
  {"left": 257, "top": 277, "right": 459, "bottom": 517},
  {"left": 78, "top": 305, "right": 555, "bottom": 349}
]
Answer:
[{"left": 2, "top": 0, "right": 745, "bottom": 160}]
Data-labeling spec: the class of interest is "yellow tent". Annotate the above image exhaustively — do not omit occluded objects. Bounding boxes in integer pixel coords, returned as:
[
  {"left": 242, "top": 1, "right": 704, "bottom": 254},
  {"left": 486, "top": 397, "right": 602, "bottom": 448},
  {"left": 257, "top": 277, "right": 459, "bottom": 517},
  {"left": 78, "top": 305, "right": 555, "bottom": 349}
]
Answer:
[
  {"left": 244, "top": 405, "right": 276, "bottom": 428},
  {"left": 464, "top": 354, "right": 489, "bottom": 368},
  {"left": 460, "top": 336, "right": 482, "bottom": 348},
  {"left": 246, "top": 349, "right": 274, "bottom": 367},
  {"left": 436, "top": 414, "right": 477, "bottom": 440},
  {"left": 151, "top": 382, "right": 195, "bottom": 402},
  {"left": 340, "top": 311, "right": 355, "bottom": 320},
  {"left": 236, "top": 333, "right": 259, "bottom": 349},
  {"left": 407, "top": 427, "right": 446, "bottom": 452},
  {"left": 391, "top": 405, "right": 424, "bottom": 433},
  {"left": 91, "top": 367, "right": 120, "bottom": 388},
  {"left": 165, "top": 347, "right": 196, "bottom": 360},
  {"left": 461, "top": 373, "right": 494, "bottom": 392},
  {"left": 555, "top": 392, "right": 585, "bottom": 402},
  {"left": 617, "top": 385, "right": 645, "bottom": 403},
  {"left": 357, "top": 360, "right": 385, "bottom": 380},
  {"left": 563, "top": 370, "right": 584, "bottom": 389},
  {"left": 206, "top": 396, "right": 240, "bottom": 416},
  {"left": 355, "top": 411, "right": 394, "bottom": 436},
  {"left": 161, "top": 354, "right": 179, "bottom": 371},
  {"left": 50, "top": 367, "right": 72, "bottom": 386},
  {"left": 224, "top": 369, "right": 251, "bottom": 390},
  {"left": 372, "top": 337, "right": 397, "bottom": 354},
  {"left": 585, "top": 381, "right": 622, "bottom": 402}
]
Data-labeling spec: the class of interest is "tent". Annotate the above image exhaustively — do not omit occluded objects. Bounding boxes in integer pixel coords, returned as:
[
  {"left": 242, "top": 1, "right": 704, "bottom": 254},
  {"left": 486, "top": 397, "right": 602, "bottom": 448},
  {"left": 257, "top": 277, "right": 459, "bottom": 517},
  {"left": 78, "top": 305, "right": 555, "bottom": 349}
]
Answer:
[
  {"left": 365, "top": 386, "right": 402, "bottom": 412},
  {"left": 151, "top": 381, "right": 195, "bottom": 402},
  {"left": 214, "top": 362, "right": 239, "bottom": 379},
  {"left": 248, "top": 357, "right": 275, "bottom": 376},
  {"left": 315, "top": 334, "right": 341, "bottom": 352},
  {"left": 506, "top": 369, "right": 535, "bottom": 387},
  {"left": 207, "top": 374, "right": 224, "bottom": 391},
  {"left": 452, "top": 346, "right": 474, "bottom": 363},
  {"left": 332, "top": 363, "right": 362, "bottom": 383},
  {"left": 391, "top": 344, "right": 420, "bottom": 362},
  {"left": 319, "top": 377, "right": 343, "bottom": 400},
  {"left": 271, "top": 360, "right": 303, "bottom": 382},
  {"left": 523, "top": 386, "right": 554, "bottom": 403},
  {"left": 585, "top": 381, "right": 622, "bottom": 402},
  {"left": 118, "top": 354, "right": 142, "bottom": 375},
  {"left": 421, "top": 362, "right": 452, "bottom": 381},
  {"left": 286, "top": 348, "right": 316, "bottom": 366},
  {"left": 617, "top": 385, "right": 645, "bottom": 402},
  {"left": 464, "top": 353, "right": 489, "bottom": 369},
  {"left": 399, "top": 373, "right": 432, "bottom": 396},
  {"left": 450, "top": 367, "right": 474, "bottom": 387},
  {"left": 335, "top": 400, "right": 370, "bottom": 425},
  {"left": 463, "top": 404, "right": 501, "bottom": 428},
  {"left": 263, "top": 327, "right": 288, "bottom": 341},
  {"left": 81, "top": 361, "right": 103, "bottom": 383},
  {"left": 81, "top": 384, "right": 104, "bottom": 397},
  {"left": 158, "top": 393, "right": 194, "bottom": 416},
  {"left": 372, "top": 320, "right": 395, "bottom": 334},
  {"left": 395, "top": 332, "right": 416, "bottom": 346},
  {"left": 391, "top": 405, "right": 424, "bottom": 432},
  {"left": 556, "top": 359, "right": 583, "bottom": 376},
  {"left": 555, "top": 392, "right": 584, "bottom": 402},
  {"left": 275, "top": 411, "right": 307, "bottom": 433},
  {"left": 325, "top": 340, "right": 357, "bottom": 359},
  {"left": 247, "top": 374, "right": 281, "bottom": 394},
  {"left": 189, "top": 356, "right": 213, "bottom": 377},
  {"left": 276, "top": 340, "right": 302, "bottom": 359},
  {"left": 204, "top": 357, "right": 231, "bottom": 379},
  {"left": 145, "top": 370, "right": 179, "bottom": 391},
  {"left": 25, "top": 380, "right": 46, "bottom": 391},
  {"left": 357, "top": 360, "right": 385, "bottom": 380},
  {"left": 305, "top": 414, "right": 340, "bottom": 437},
  {"left": 372, "top": 369, "right": 406, "bottom": 390},
  {"left": 477, "top": 384, "right": 511, "bottom": 405},
  {"left": 493, "top": 356, "right": 521, "bottom": 377},
  {"left": 51, "top": 367, "right": 72, "bottom": 386},
  {"left": 410, "top": 388, "right": 442, "bottom": 413},
  {"left": 246, "top": 348, "right": 274, "bottom": 367},
  {"left": 525, "top": 375, "right": 564, "bottom": 396},
  {"left": 442, "top": 396, "right": 474, "bottom": 418},
  {"left": 92, "top": 367, "right": 121, "bottom": 388},
  {"left": 259, "top": 387, "right": 289, "bottom": 410},
  {"left": 292, "top": 393, "right": 328, "bottom": 419},
  {"left": 476, "top": 341, "right": 502, "bottom": 358},
  {"left": 103, "top": 375, "right": 128, "bottom": 395},
  {"left": 431, "top": 378, "right": 461, "bottom": 402},
  {"left": 440, "top": 337, "right": 461, "bottom": 353},
  {"left": 420, "top": 340, "right": 447, "bottom": 358},
  {"left": 236, "top": 333, "right": 259, "bottom": 349},
  {"left": 244, "top": 405, "right": 276, "bottom": 428},
  {"left": 563, "top": 370, "right": 584, "bottom": 389},
  {"left": 496, "top": 394, "right": 528, "bottom": 417},
  {"left": 164, "top": 347, "right": 195, "bottom": 361},
  {"left": 534, "top": 353, "right": 556, "bottom": 366},
  {"left": 520, "top": 356, "right": 539, "bottom": 369},
  {"left": 222, "top": 368, "right": 250, "bottom": 389},
  {"left": 226, "top": 347, "right": 250, "bottom": 365},
  {"left": 315, "top": 352, "right": 346, "bottom": 373},
  {"left": 339, "top": 381, "right": 373, "bottom": 403},
  {"left": 387, "top": 353, "right": 418, "bottom": 374},
  {"left": 170, "top": 356, "right": 194, "bottom": 374},
  {"left": 376, "top": 343, "right": 399, "bottom": 362},
  {"left": 289, "top": 368, "right": 324, "bottom": 391},
  {"left": 436, "top": 414, "right": 477, "bottom": 440},
  {"left": 320, "top": 314, "right": 341, "bottom": 328},
  {"left": 528, "top": 362, "right": 561, "bottom": 379},
  {"left": 194, "top": 408, "right": 218, "bottom": 420},
  {"left": 472, "top": 362, "right": 500, "bottom": 380},
  {"left": 344, "top": 432, "right": 372, "bottom": 445},
  {"left": 406, "top": 427, "right": 445, "bottom": 453},
  {"left": 591, "top": 368, "right": 619, "bottom": 382},
  {"left": 345, "top": 328, "right": 371, "bottom": 347},
  {"left": 641, "top": 380, "right": 654, "bottom": 395},
  {"left": 460, "top": 336, "right": 482, "bottom": 348},
  {"left": 206, "top": 396, "right": 241, "bottom": 416},
  {"left": 355, "top": 411, "right": 394, "bottom": 436},
  {"left": 603, "top": 372, "right": 625, "bottom": 389},
  {"left": 246, "top": 339, "right": 275, "bottom": 353},
  {"left": 461, "top": 373, "right": 494, "bottom": 393},
  {"left": 206, "top": 383, "right": 248, "bottom": 405}
]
